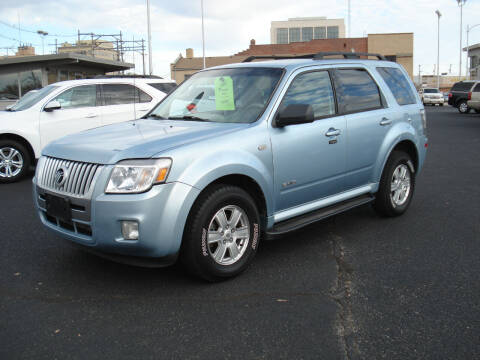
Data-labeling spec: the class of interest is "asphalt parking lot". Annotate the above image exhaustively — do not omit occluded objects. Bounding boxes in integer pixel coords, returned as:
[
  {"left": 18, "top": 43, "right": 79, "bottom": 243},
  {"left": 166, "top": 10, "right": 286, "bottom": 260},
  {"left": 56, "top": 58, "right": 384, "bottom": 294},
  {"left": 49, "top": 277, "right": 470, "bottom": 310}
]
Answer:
[{"left": 1, "top": 106, "right": 479, "bottom": 359}]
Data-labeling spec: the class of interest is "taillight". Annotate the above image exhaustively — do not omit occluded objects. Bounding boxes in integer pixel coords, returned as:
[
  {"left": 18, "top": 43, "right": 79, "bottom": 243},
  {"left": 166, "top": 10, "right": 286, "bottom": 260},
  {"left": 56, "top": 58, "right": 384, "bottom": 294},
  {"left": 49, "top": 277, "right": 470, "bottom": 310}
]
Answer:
[
  {"left": 468, "top": 92, "right": 472, "bottom": 100},
  {"left": 448, "top": 93, "right": 452, "bottom": 98}
]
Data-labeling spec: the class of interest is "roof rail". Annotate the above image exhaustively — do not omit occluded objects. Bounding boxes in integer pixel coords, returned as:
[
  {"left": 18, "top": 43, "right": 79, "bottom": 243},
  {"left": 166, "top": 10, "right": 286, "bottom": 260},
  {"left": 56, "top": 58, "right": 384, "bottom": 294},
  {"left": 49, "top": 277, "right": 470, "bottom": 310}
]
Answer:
[
  {"left": 93, "top": 74, "right": 163, "bottom": 79},
  {"left": 242, "top": 52, "right": 386, "bottom": 63},
  {"left": 313, "top": 52, "right": 386, "bottom": 60},
  {"left": 242, "top": 54, "right": 316, "bottom": 62}
]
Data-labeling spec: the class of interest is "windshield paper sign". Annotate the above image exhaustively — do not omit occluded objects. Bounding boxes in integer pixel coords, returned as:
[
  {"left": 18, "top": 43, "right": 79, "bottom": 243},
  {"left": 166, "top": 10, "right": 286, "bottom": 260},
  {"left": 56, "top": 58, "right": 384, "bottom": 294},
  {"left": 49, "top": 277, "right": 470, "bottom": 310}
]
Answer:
[{"left": 214, "top": 76, "right": 235, "bottom": 111}]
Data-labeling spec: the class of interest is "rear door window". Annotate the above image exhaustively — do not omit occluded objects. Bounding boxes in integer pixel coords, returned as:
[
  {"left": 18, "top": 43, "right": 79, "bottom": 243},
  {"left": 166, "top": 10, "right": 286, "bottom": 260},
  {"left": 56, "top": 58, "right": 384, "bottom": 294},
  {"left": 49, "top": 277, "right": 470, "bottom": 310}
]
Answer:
[
  {"left": 472, "top": 83, "right": 480, "bottom": 92},
  {"left": 376, "top": 67, "right": 417, "bottom": 105},
  {"left": 333, "top": 69, "right": 383, "bottom": 114}
]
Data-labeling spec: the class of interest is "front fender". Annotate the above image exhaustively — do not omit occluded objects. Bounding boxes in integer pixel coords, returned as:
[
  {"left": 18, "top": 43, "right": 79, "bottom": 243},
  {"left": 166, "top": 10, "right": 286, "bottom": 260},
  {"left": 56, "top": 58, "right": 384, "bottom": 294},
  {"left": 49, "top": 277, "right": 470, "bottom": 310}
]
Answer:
[
  {"left": 373, "top": 122, "right": 420, "bottom": 186},
  {"left": 170, "top": 148, "right": 274, "bottom": 217}
]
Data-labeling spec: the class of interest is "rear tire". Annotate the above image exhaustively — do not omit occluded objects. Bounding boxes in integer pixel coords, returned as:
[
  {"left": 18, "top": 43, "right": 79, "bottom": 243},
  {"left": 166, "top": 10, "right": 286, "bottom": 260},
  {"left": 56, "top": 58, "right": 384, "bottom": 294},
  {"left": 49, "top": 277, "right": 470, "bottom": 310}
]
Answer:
[
  {"left": 180, "top": 185, "right": 261, "bottom": 281},
  {"left": 458, "top": 100, "right": 471, "bottom": 114},
  {"left": 475, "top": 109, "right": 480, "bottom": 114},
  {"left": 374, "top": 151, "right": 415, "bottom": 217},
  {"left": 0, "top": 140, "right": 31, "bottom": 183}
]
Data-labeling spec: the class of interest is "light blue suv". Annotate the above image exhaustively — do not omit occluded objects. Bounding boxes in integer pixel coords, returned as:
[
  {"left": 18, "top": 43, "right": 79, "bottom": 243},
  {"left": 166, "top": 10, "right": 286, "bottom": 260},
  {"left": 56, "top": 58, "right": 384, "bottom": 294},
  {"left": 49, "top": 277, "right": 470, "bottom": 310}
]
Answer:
[{"left": 33, "top": 52, "right": 428, "bottom": 281}]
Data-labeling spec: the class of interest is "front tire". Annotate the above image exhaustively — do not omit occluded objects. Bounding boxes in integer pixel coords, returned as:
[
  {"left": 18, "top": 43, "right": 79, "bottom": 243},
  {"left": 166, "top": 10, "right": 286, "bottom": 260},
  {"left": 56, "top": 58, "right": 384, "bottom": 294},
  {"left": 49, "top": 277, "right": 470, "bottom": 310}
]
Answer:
[
  {"left": 374, "top": 151, "right": 415, "bottom": 217},
  {"left": 458, "top": 100, "right": 471, "bottom": 114},
  {"left": 0, "top": 140, "right": 31, "bottom": 183},
  {"left": 181, "top": 185, "right": 261, "bottom": 281}
]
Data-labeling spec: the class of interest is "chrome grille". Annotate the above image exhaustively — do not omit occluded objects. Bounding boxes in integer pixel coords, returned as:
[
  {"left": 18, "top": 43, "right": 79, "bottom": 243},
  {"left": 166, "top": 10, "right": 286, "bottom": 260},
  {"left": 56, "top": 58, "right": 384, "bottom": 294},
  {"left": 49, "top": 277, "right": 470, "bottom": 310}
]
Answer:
[{"left": 38, "top": 157, "right": 103, "bottom": 197}]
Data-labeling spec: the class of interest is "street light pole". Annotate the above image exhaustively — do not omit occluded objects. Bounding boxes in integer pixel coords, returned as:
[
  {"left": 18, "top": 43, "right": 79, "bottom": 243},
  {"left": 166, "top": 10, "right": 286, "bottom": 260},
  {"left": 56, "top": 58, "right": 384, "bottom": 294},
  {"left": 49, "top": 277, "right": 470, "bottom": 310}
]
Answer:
[
  {"left": 435, "top": 10, "right": 441, "bottom": 89},
  {"left": 201, "top": 0, "right": 206, "bottom": 69},
  {"left": 37, "top": 30, "right": 48, "bottom": 55},
  {"left": 457, "top": 0, "right": 467, "bottom": 78},
  {"left": 466, "top": 24, "right": 480, "bottom": 80},
  {"left": 146, "top": 0, "right": 153, "bottom": 75}
]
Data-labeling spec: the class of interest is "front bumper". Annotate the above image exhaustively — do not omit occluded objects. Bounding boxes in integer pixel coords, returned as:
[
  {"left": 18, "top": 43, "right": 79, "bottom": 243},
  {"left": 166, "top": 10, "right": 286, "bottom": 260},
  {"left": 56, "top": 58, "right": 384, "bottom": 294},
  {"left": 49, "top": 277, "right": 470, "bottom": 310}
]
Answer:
[
  {"left": 423, "top": 97, "right": 444, "bottom": 105},
  {"left": 34, "top": 175, "right": 200, "bottom": 263}
]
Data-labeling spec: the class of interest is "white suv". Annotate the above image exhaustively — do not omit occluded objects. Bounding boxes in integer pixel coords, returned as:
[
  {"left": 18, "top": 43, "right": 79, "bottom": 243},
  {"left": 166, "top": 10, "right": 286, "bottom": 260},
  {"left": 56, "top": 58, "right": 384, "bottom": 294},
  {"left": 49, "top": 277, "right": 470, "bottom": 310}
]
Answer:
[
  {"left": 420, "top": 88, "right": 444, "bottom": 106},
  {"left": 0, "top": 77, "right": 176, "bottom": 182}
]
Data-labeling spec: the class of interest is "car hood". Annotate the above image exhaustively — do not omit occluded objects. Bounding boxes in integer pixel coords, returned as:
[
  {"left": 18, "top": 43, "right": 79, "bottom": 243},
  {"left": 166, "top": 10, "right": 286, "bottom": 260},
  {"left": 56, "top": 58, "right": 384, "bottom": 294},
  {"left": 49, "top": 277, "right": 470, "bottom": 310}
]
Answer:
[
  {"left": 0, "top": 110, "right": 23, "bottom": 127},
  {"left": 42, "top": 119, "right": 247, "bottom": 164}
]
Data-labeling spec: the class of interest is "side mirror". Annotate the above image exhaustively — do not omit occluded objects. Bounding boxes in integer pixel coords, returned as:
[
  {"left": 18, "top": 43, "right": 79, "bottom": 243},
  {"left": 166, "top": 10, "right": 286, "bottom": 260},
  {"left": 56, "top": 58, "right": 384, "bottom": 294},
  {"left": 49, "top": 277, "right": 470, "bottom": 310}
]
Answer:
[
  {"left": 275, "top": 104, "right": 314, "bottom": 127},
  {"left": 44, "top": 100, "right": 61, "bottom": 112}
]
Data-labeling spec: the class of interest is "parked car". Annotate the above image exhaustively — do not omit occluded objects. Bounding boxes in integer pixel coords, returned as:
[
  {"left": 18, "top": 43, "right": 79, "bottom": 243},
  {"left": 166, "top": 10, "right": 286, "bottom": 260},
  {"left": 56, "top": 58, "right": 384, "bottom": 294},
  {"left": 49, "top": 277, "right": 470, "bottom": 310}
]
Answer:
[
  {"left": 0, "top": 77, "right": 176, "bottom": 182},
  {"left": 448, "top": 80, "right": 480, "bottom": 113},
  {"left": 466, "top": 82, "right": 480, "bottom": 113},
  {"left": 420, "top": 88, "right": 444, "bottom": 106},
  {"left": 443, "top": 92, "right": 449, "bottom": 102},
  {"left": 33, "top": 53, "right": 427, "bottom": 281}
]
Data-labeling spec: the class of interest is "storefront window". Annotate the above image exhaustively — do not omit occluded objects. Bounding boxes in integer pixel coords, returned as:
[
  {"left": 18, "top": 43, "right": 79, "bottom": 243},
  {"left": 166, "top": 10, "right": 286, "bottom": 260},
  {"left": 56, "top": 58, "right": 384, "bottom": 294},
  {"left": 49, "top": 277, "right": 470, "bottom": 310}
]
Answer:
[
  {"left": 20, "top": 70, "right": 42, "bottom": 95},
  {"left": 0, "top": 73, "right": 20, "bottom": 100}
]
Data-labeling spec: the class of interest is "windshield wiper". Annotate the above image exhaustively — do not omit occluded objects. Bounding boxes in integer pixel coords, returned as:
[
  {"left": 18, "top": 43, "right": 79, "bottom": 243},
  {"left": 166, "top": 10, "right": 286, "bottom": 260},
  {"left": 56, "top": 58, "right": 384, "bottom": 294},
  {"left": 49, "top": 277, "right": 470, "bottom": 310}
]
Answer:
[
  {"left": 147, "top": 114, "right": 166, "bottom": 119},
  {"left": 168, "top": 115, "right": 210, "bottom": 122}
]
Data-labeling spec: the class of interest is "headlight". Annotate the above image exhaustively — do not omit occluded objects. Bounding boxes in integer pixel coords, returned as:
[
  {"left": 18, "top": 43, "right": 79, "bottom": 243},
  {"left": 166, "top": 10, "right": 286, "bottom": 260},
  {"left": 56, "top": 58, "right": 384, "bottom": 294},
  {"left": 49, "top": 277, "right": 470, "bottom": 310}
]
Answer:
[{"left": 105, "top": 158, "right": 172, "bottom": 194}]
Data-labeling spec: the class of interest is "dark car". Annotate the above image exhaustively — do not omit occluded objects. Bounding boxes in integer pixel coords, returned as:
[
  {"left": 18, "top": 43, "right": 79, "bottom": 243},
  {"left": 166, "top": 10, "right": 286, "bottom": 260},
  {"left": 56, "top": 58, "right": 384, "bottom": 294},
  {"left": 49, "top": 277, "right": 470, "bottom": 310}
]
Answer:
[{"left": 448, "top": 80, "right": 479, "bottom": 114}]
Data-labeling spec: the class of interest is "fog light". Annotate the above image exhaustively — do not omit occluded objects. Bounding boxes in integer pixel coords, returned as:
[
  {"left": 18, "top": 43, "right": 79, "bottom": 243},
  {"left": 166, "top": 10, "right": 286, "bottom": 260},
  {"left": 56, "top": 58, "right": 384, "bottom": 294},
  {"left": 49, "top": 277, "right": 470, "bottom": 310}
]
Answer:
[{"left": 121, "top": 221, "right": 139, "bottom": 240}]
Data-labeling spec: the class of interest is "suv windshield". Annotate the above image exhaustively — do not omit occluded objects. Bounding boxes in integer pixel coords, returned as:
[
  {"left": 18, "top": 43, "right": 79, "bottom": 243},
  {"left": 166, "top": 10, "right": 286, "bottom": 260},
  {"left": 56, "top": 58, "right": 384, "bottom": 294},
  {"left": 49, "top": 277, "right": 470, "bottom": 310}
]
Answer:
[
  {"left": 423, "top": 89, "right": 439, "bottom": 93},
  {"left": 149, "top": 68, "right": 283, "bottom": 123},
  {"left": 9, "top": 84, "right": 59, "bottom": 111}
]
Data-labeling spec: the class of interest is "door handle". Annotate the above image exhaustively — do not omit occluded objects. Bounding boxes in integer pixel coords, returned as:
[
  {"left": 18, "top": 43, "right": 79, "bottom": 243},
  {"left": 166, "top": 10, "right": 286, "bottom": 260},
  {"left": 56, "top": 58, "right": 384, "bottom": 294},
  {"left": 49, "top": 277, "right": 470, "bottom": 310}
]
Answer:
[
  {"left": 85, "top": 113, "right": 98, "bottom": 118},
  {"left": 138, "top": 108, "right": 149, "bottom": 112},
  {"left": 380, "top": 117, "right": 392, "bottom": 126},
  {"left": 325, "top": 128, "right": 341, "bottom": 137}
]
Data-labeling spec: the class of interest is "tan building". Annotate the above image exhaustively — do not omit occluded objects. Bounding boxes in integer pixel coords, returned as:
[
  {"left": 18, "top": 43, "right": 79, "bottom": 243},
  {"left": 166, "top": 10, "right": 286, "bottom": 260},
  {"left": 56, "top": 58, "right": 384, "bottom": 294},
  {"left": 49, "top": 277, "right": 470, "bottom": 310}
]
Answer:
[
  {"left": 58, "top": 40, "right": 118, "bottom": 61},
  {"left": 170, "top": 48, "right": 247, "bottom": 84},
  {"left": 367, "top": 33, "right": 413, "bottom": 78},
  {"left": 171, "top": 33, "right": 414, "bottom": 83},
  {"left": 271, "top": 17, "right": 345, "bottom": 44},
  {"left": 15, "top": 45, "right": 35, "bottom": 57}
]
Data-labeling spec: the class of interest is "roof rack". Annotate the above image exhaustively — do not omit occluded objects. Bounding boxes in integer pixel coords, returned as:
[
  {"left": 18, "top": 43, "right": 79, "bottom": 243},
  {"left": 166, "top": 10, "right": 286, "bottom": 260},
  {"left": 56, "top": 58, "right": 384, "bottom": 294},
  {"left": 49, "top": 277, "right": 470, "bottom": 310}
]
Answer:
[
  {"left": 93, "top": 75, "right": 163, "bottom": 79},
  {"left": 242, "top": 52, "right": 386, "bottom": 63}
]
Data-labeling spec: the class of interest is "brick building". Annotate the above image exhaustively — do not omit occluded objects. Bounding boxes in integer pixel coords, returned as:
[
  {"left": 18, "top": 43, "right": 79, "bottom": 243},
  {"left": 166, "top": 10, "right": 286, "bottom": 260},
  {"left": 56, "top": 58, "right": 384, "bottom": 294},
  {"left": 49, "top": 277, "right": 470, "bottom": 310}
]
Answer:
[{"left": 170, "top": 33, "right": 413, "bottom": 83}]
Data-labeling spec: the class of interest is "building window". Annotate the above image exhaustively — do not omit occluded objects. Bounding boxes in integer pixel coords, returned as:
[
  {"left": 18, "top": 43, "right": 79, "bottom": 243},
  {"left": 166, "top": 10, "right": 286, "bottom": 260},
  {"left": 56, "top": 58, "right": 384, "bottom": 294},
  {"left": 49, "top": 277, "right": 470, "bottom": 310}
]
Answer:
[
  {"left": 327, "top": 26, "right": 339, "bottom": 39},
  {"left": 314, "top": 27, "right": 326, "bottom": 39},
  {"left": 277, "top": 28, "right": 288, "bottom": 44},
  {"left": 289, "top": 28, "right": 301, "bottom": 43},
  {"left": 385, "top": 55, "right": 397, "bottom": 62},
  {"left": 302, "top": 27, "right": 313, "bottom": 42}
]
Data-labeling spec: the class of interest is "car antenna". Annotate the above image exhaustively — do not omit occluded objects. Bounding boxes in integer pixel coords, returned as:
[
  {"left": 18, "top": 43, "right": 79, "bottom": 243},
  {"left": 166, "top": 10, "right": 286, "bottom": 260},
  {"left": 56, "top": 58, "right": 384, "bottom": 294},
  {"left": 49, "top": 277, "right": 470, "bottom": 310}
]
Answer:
[{"left": 132, "top": 35, "right": 137, "bottom": 124}]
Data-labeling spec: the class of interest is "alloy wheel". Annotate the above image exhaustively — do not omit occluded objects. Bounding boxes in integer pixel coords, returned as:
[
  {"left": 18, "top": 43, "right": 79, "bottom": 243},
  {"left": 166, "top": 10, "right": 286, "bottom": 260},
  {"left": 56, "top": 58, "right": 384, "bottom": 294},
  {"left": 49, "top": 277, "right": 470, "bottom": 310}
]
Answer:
[
  {"left": 390, "top": 164, "right": 411, "bottom": 207},
  {"left": 0, "top": 147, "right": 24, "bottom": 178},
  {"left": 207, "top": 205, "right": 250, "bottom": 266}
]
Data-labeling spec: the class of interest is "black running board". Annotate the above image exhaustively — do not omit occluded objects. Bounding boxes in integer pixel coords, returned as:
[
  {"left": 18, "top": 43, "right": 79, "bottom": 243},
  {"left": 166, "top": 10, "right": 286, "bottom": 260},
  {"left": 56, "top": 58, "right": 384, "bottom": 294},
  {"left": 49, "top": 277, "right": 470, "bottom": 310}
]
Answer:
[{"left": 267, "top": 194, "right": 375, "bottom": 236}]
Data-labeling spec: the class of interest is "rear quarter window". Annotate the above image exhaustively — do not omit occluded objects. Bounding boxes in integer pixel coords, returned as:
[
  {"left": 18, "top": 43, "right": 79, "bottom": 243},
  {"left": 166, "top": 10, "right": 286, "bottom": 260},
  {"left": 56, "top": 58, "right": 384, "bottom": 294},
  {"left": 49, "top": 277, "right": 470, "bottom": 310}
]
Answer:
[
  {"left": 451, "top": 82, "right": 474, "bottom": 92},
  {"left": 376, "top": 67, "right": 416, "bottom": 106}
]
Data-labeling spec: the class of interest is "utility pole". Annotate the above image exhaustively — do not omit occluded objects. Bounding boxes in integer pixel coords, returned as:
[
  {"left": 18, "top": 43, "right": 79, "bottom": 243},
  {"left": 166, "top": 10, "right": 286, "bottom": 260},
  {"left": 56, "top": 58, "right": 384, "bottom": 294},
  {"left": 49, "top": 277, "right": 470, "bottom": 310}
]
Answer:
[
  {"left": 141, "top": 39, "right": 146, "bottom": 76},
  {"left": 435, "top": 10, "right": 441, "bottom": 89},
  {"left": 146, "top": 0, "right": 153, "bottom": 74},
  {"left": 418, "top": 64, "right": 422, "bottom": 85},
  {"left": 347, "top": 0, "right": 351, "bottom": 37},
  {"left": 201, "top": 0, "right": 206, "bottom": 69},
  {"left": 457, "top": 0, "right": 467, "bottom": 78}
]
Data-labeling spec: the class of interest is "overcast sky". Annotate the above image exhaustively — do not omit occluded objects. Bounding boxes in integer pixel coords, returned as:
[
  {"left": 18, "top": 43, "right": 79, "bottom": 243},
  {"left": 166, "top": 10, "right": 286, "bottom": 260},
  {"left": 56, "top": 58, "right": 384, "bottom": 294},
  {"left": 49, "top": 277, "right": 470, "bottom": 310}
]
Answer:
[{"left": 1, "top": 0, "right": 479, "bottom": 79}]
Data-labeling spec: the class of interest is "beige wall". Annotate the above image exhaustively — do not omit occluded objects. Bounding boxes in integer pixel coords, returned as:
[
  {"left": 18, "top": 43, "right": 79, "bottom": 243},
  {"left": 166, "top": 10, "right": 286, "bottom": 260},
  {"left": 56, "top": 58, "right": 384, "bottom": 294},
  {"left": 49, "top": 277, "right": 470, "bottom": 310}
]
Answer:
[{"left": 368, "top": 33, "right": 414, "bottom": 79}]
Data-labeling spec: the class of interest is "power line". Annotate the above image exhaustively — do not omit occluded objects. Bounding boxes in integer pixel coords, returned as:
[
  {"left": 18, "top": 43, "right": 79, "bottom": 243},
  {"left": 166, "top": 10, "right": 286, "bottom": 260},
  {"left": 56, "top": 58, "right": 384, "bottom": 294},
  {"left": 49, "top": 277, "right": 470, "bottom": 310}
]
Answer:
[
  {"left": 0, "top": 20, "right": 77, "bottom": 37},
  {"left": 0, "top": 33, "right": 40, "bottom": 46}
]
